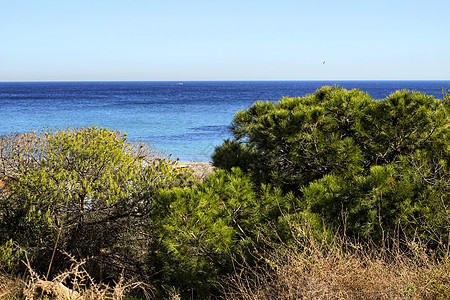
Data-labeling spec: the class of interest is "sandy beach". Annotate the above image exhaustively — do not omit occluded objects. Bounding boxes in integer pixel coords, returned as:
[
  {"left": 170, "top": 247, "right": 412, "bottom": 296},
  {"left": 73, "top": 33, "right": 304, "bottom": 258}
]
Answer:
[{"left": 177, "top": 161, "right": 215, "bottom": 179}]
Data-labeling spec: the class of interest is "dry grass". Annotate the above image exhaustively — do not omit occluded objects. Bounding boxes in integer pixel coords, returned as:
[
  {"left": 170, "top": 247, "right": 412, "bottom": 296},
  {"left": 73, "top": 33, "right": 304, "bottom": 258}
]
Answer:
[
  {"left": 2, "top": 230, "right": 450, "bottom": 300},
  {"left": 225, "top": 225, "right": 450, "bottom": 300},
  {"left": 0, "top": 273, "right": 23, "bottom": 299},
  {"left": 0, "top": 254, "right": 151, "bottom": 300}
]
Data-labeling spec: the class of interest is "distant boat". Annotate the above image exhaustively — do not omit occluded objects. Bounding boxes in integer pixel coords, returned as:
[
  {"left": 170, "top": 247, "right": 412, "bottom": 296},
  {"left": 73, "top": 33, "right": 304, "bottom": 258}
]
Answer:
[{"left": 178, "top": 82, "right": 184, "bottom": 85}]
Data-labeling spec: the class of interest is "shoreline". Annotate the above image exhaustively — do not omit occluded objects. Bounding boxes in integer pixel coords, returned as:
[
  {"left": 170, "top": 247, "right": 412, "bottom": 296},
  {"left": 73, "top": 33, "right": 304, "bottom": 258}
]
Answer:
[{"left": 177, "top": 161, "right": 215, "bottom": 179}]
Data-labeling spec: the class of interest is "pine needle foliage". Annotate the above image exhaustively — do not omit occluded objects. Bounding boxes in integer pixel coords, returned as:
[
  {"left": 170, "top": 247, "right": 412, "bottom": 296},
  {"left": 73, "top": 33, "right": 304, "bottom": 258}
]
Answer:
[{"left": 213, "top": 86, "right": 449, "bottom": 243}]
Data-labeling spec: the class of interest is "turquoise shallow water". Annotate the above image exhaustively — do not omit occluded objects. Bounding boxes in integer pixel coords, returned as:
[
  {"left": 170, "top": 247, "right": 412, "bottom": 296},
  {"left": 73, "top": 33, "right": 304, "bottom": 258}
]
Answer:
[{"left": 1, "top": 81, "right": 449, "bottom": 161}]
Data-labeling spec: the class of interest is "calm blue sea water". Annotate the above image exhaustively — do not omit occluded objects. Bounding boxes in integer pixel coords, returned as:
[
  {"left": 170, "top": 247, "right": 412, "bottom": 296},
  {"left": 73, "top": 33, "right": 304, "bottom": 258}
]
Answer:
[{"left": 1, "top": 81, "right": 449, "bottom": 161}]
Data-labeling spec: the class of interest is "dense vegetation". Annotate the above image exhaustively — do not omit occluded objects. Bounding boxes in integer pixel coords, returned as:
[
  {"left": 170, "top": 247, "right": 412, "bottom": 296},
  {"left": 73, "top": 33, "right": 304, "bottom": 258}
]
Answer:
[
  {"left": 1, "top": 86, "right": 449, "bottom": 299},
  {"left": 214, "top": 86, "right": 449, "bottom": 244}
]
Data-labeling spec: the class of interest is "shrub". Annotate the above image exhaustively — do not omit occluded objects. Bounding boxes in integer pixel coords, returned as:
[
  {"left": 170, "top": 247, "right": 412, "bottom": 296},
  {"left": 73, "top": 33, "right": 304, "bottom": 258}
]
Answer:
[
  {"left": 0, "top": 127, "right": 193, "bottom": 282},
  {"left": 146, "top": 167, "right": 307, "bottom": 298},
  {"left": 211, "top": 139, "right": 254, "bottom": 172},
  {"left": 213, "top": 86, "right": 449, "bottom": 243}
]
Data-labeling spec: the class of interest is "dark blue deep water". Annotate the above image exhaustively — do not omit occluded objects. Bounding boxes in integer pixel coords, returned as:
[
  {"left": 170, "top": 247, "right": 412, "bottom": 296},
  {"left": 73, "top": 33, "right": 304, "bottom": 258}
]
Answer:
[{"left": 1, "top": 81, "right": 449, "bottom": 161}]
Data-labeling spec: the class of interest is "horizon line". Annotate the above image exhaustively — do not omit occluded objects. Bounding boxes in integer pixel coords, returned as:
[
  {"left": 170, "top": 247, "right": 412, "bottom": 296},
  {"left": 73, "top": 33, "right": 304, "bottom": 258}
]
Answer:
[{"left": 1, "top": 79, "right": 449, "bottom": 83}]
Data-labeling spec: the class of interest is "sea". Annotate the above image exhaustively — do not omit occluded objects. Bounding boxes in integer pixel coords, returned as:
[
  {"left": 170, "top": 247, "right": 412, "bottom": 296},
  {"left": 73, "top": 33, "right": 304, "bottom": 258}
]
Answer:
[{"left": 1, "top": 81, "right": 449, "bottom": 162}]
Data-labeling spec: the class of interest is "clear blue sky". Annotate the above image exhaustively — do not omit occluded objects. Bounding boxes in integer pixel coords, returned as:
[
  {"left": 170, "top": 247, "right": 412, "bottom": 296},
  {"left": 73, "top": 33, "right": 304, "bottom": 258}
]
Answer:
[{"left": 1, "top": 0, "right": 449, "bottom": 81}]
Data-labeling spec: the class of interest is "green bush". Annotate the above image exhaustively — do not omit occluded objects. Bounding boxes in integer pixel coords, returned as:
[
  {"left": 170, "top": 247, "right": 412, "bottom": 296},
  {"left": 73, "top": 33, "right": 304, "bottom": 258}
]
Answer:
[
  {"left": 211, "top": 139, "right": 253, "bottom": 172},
  {"left": 146, "top": 167, "right": 307, "bottom": 298},
  {"left": 0, "top": 127, "right": 193, "bottom": 282},
  {"left": 213, "top": 86, "right": 449, "bottom": 243}
]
